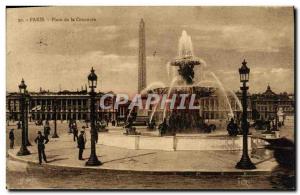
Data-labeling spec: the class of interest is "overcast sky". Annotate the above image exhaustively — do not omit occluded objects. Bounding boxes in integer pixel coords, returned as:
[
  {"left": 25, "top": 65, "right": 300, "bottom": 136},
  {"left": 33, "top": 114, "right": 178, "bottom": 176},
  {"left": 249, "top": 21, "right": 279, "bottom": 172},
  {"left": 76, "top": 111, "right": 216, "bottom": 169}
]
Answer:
[{"left": 7, "top": 6, "right": 294, "bottom": 95}]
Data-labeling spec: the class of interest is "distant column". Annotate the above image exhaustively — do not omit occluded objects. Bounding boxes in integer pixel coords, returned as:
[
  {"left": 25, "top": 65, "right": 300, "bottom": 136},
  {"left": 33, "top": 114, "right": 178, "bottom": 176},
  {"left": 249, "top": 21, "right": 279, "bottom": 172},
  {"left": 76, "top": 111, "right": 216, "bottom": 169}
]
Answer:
[
  {"left": 50, "top": 99, "right": 53, "bottom": 119},
  {"left": 138, "top": 18, "right": 146, "bottom": 93},
  {"left": 65, "top": 99, "right": 68, "bottom": 120},
  {"left": 59, "top": 99, "right": 62, "bottom": 120},
  {"left": 81, "top": 99, "right": 83, "bottom": 120},
  {"left": 75, "top": 99, "right": 79, "bottom": 120}
]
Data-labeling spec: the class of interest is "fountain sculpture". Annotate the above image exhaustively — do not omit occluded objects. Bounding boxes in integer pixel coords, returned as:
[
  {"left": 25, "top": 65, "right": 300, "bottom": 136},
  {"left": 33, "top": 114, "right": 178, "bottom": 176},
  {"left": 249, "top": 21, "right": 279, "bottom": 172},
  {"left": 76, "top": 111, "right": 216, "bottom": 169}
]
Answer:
[{"left": 133, "top": 30, "right": 242, "bottom": 134}]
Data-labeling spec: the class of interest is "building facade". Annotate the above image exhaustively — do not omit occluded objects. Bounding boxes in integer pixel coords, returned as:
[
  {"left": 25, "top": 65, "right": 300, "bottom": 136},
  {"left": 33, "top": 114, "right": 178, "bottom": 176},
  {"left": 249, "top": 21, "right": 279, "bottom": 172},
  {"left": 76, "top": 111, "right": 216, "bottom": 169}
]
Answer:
[
  {"left": 6, "top": 85, "right": 294, "bottom": 123},
  {"left": 251, "top": 85, "right": 294, "bottom": 120},
  {"left": 6, "top": 90, "right": 129, "bottom": 123}
]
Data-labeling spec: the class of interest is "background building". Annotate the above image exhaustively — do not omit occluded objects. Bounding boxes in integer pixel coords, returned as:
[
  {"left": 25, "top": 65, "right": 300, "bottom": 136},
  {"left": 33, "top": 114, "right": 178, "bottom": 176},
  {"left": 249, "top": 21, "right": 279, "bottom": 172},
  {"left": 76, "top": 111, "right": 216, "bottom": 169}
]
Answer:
[
  {"left": 6, "top": 84, "right": 294, "bottom": 124},
  {"left": 251, "top": 85, "right": 294, "bottom": 120},
  {"left": 6, "top": 90, "right": 130, "bottom": 124}
]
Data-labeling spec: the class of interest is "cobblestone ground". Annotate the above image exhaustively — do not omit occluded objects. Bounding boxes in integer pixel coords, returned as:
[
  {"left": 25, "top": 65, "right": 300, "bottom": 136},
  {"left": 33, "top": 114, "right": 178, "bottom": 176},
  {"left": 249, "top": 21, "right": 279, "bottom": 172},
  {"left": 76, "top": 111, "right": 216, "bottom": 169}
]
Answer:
[
  {"left": 6, "top": 120, "right": 295, "bottom": 190},
  {"left": 5, "top": 121, "right": 71, "bottom": 148},
  {"left": 7, "top": 157, "right": 276, "bottom": 190}
]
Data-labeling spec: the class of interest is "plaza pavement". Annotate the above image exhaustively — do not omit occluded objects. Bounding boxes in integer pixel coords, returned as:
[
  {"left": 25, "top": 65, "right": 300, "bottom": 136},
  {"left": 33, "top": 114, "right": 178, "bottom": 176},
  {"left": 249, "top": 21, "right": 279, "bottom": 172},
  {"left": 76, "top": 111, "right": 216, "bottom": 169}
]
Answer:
[{"left": 8, "top": 129, "right": 278, "bottom": 175}]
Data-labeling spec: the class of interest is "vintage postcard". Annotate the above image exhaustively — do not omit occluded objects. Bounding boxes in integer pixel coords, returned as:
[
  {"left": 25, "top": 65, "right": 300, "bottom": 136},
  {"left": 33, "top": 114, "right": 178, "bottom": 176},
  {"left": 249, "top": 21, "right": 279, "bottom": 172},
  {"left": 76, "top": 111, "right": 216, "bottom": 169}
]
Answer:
[{"left": 6, "top": 6, "right": 295, "bottom": 190}]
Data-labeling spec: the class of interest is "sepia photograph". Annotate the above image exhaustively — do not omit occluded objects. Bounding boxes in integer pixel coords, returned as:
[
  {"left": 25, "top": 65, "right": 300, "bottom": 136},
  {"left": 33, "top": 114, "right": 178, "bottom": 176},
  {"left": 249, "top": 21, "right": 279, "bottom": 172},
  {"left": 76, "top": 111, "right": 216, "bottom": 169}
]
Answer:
[{"left": 5, "top": 6, "right": 295, "bottom": 190}]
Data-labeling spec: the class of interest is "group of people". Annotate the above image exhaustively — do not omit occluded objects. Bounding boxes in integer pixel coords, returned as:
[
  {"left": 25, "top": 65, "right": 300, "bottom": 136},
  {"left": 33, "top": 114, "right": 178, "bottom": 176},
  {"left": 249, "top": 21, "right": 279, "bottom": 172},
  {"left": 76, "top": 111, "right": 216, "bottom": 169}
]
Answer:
[
  {"left": 226, "top": 118, "right": 240, "bottom": 136},
  {"left": 8, "top": 124, "right": 49, "bottom": 165},
  {"left": 69, "top": 120, "right": 79, "bottom": 141},
  {"left": 103, "top": 116, "right": 118, "bottom": 127},
  {"left": 265, "top": 116, "right": 283, "bottom": 131},
  {"left": 68, "top": 120, "right": 88, "bottom": 160},
  {"left": 147, "top": 119, "right": 156, "bottom": 130},
  {"left": 9, "top": 119, "right": 90, "bottom": 164}
]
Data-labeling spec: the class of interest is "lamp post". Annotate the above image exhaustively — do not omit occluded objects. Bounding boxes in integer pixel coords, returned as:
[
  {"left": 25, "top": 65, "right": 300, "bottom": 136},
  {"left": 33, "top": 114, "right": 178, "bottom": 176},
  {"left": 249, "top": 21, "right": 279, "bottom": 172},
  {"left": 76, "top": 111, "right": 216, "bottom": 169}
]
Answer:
[
  {"left": 86, "top": 67, "right": 102, "bottom": 166},
  {"left": 235, "top": 59, "right": 256, "bottom": 169},
  {"left": 25, "top": 91, "right": 32, "bottom": 146},
  {"left": 274, "top": 98, "right": 279, "bottom": 131},
  {"left": 52, "top": 98, "right": 59, "bottom": 138},
  {"left": 17, "top": 79, "right": 31, "bottom": 156}
]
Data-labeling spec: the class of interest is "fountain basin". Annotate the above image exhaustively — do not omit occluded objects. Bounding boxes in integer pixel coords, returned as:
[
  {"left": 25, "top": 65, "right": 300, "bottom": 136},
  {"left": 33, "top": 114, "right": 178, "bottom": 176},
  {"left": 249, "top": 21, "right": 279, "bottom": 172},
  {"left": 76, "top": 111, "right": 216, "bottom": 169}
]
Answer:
[
  {"left": 171, "top": 57, "right": 201, "bottom": 66},
  {"left": 99, "top": 132, "right": 267, "bottom": 151}
]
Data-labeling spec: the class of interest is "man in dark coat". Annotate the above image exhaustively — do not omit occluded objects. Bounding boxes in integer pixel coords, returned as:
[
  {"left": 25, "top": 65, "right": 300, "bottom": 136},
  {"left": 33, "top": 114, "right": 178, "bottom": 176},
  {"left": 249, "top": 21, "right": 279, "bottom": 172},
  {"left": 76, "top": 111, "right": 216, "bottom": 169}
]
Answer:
[
  {"left": 17, "top": 121, "right": 21, "bottom": 129},
  {"left": 73, "top": 126, "right": 78, "bottom": 142},
  {"left": 77, "top": 131, "right": 86, "bottom": 160},
  {"left": 44, "top": 120, "right": 51, "bottom": 139},
  {"left": 227, "top": 118, "right": 238, "bottom": 136},
  {"left": 9, "top": 129, "right": 14, "bottom": 149},
  {"left": 34, "top": 131, "right": 49, "bottom": 165},
  {"left": 158, "top": 119, "right": 168, "bottom": 136},
  {"left": 68, "top": 120, "right": 73, "bottom": 134}
]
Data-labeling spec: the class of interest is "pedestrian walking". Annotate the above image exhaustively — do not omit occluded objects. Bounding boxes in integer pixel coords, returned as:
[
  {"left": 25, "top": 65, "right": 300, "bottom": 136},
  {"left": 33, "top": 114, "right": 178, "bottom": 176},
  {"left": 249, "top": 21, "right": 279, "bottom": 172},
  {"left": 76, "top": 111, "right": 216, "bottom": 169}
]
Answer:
[
  {"left": 9, "top": 129, "right": 14, "bottom": 149},
  {"left": 73, "top": 126, "right": 78, "bottom": 142},
  {"left": 227, "top": 118, "right": 238, "bottom": 136},
  {"left": 77, "top": 130, "right": 86, "bottom": 160},
  {"left": 68, "top": 120, "right": 73, "bottom": 134},
  {"left": 17, "top": 121, "right": 21, "bottom": 129},
  {"left": 44, "top": 120, "right": 51, "bottom": 139},
  {"left": 82, "top": 126, "right": 87, "bottom": 140},
  {"left": 158, "top": 119, "right": 168, "bottom": 136},
  {"left": 34, "top": 131, "right": 49, "bottom": 165}
]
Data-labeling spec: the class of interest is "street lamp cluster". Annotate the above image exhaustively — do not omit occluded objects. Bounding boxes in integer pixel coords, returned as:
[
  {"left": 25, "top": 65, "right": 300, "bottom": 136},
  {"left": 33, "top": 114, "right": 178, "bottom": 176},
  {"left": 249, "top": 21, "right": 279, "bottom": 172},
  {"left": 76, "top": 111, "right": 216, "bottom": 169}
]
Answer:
[
  {"left": 14, "top": 61, "right": 254, "bottom": 169},
  {"left": 17, "top": 79, "right": 31, "bottom": 156},
  {"left": 236, "top": 59, "right": 256, "bottom": 170},
  {"left": 52, "top": 98, "right": 59, "bottom": 138},
  {"left": 86, "top": 67, "right": 102, "bottom": 166},
  {"left": 24, "top": 91, "right": 32, "bottom": 146},
  {"left": 15, "top": 68, "right": 103, "bottom": 166}
]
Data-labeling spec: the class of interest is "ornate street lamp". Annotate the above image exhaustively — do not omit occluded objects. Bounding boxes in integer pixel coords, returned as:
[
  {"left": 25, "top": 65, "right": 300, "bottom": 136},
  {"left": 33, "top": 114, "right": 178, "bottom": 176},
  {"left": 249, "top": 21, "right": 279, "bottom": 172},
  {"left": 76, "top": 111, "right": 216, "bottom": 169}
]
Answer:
[
  {"left": 24, "top": 91, "right": 32, "bottom": 146},
  {"left": 17, "top": 79, "right": 31, "bottom": 156},
  {"left": 86, "top": 67, "right": 102, "bottom": 166},
  {"left": 236, "top": 59, "right": 256, "bottom": 169},
  {"left": 273, "top": 98, "right": 279, "bottom": 131},
  {"left": 52, "top": 98, "right": 59, "bottom": 138}
]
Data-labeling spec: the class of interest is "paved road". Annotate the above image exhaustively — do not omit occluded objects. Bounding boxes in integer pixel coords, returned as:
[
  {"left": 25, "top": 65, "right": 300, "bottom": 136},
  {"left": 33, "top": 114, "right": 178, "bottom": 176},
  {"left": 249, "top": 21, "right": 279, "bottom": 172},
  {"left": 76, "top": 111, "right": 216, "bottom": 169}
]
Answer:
[
  {"left": 7, "top": 127, "right": 277, "bottom": 172},
  {"left": 6, "top": 120, "right": 295, "bottom": 190},
  {"left": 7, "top": 157, "right": 277, "bottom": 190}
]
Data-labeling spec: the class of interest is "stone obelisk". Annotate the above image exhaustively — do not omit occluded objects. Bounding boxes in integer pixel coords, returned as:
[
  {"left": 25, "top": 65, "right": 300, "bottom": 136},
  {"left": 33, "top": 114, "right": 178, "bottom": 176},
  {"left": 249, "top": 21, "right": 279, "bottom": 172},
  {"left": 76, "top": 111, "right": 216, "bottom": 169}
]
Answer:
[{"left": 138, "top": 18, "right": 146, "bottom": 93}]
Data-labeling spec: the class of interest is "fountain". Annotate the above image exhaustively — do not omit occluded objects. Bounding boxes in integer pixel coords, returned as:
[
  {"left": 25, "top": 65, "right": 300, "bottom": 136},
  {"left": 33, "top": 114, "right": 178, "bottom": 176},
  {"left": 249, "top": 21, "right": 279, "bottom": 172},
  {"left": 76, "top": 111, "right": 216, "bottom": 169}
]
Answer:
[
  {"left": 142, "top": 31, "right": 214, "bottom": 134},
  {"left": 101, "top": 30, "right": 258, "bottom": 152},
  {"left": 133, "top": 30, "right": 242, "bottom": 134}
]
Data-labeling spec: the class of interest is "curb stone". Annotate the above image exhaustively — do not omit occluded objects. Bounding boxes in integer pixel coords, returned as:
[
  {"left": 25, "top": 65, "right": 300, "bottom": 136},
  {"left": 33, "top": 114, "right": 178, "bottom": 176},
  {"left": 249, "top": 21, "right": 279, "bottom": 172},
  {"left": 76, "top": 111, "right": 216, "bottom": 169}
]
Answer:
[{"left": 8, "top": 150, "right": 273, "bottom": 176}]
